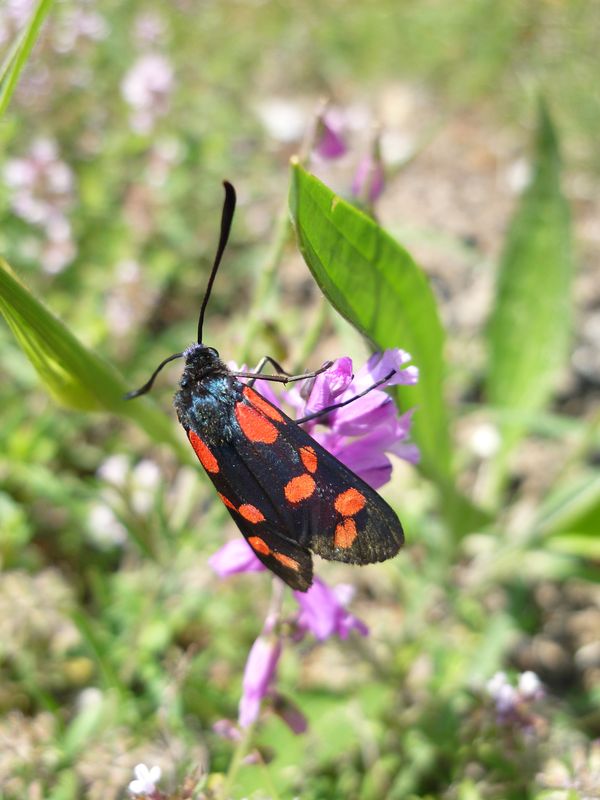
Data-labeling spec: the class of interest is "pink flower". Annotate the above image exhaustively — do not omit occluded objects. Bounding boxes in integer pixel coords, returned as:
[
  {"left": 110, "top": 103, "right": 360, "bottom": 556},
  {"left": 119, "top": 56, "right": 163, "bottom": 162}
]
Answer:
[
  {"left": 293, "top": 579, "right": 368, "bottom": 640},
  {"left": 352, "top": 148, "right": 385, "bottom": 203},
  {"left": 209, "top": 538, "right": 266, "bottom": 578},
  {"left": 486, "top": 670, "right": 545, "bottom": 728},
  {"left": 314, "top": 110, "right": 347, "bottom": 160},
  {"left": 277, "top": 349, "right": 419, "bottom": 488},
  {"left": 4, "top": 139, "right": 77, "bottom": 273},
  {"left": 121, "top": 54, "right": 174, "bottom": 134},
  {"left": 238, "top": 635, "right": 282, "bottom": 728},
  {"left": 212, "top": 718, "right": 242, "bottom": 742}
]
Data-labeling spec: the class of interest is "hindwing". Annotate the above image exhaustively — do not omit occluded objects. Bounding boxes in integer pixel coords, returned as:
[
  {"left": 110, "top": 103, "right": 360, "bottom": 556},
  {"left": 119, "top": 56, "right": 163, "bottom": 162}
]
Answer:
[{"left": 185, "top": 381, "right": 404, "bottom": 591}]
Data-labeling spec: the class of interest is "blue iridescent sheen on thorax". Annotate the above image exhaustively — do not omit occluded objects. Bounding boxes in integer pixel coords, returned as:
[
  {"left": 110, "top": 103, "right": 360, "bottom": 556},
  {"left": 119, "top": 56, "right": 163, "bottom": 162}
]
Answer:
[{"left": 173, "top": 343, "right": 240, "bottom": 444}]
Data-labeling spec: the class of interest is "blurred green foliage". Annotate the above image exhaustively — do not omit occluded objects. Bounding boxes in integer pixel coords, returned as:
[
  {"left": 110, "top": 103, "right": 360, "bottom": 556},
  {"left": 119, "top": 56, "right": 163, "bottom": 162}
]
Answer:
[{"left": 0, "top": 1, "right": 599, "bottom": 798}]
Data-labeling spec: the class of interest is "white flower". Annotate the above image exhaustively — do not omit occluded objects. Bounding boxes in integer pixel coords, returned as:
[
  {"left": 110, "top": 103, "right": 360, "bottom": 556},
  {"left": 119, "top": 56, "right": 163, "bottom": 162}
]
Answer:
[
  {"left": 76, "top": 686, "right": 103, "bottom": 711},
  {"left": 97, "top": 454, "right": 130, "bottom": 488},
  {"left": 131, "top": 459, "right": 161, "bottom": 514},
  {"left": 4, "top": 158, "right": 35, "bottom": 188},
  {"left": 470, "top": 423, "right": 501, "bottom": 458},
  {"left": 518, "top": 670, "right": 542, "bottom": 699},
  {"left": 129, "top": 763, "right": 161, "bottom": 795},
  {"left": 255, "top": 98, "right": 306, "bottom": 143},
  {"left": 87, "top": 503, "right": 127, "bottom": 547},
  {"left": 486, "top": 671, "right": 509, "bottom": 699}
]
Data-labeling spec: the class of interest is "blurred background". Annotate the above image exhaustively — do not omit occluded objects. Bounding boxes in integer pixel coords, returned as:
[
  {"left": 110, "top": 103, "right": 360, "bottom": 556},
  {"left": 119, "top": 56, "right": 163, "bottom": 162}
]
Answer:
[{"left": 0, "top": 1, "right": 599, "bottom": 798}]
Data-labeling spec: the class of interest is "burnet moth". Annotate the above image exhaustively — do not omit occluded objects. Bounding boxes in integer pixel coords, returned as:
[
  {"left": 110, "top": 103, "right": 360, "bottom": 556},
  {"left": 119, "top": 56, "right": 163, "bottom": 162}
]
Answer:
[{"left": 127, "top": 182, "right": 404, "bottom": 591}]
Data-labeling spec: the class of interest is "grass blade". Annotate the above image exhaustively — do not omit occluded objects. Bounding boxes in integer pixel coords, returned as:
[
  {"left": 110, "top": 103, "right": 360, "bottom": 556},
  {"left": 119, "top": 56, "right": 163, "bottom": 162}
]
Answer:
[
  {"left": 0, "top": 259, "right": 184, "bottom": 454},
  {"left": 485, "top": 101, "right": 573, "bottom": 489},
  {"left": 0, "top": 0, "right": 55, "bottom": 118}
]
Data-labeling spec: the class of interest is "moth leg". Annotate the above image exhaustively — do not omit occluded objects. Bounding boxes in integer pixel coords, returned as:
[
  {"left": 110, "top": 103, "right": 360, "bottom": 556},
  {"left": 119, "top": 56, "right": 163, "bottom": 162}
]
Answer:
[
  {"left": 245, "top": 355, "right": 293, "bottom": 388},
  {"left": 232, "top": 359, "right": 334, "bottom": 386},
  {"left": 295, "top": 370, "right": 396, "bottom": 425}
]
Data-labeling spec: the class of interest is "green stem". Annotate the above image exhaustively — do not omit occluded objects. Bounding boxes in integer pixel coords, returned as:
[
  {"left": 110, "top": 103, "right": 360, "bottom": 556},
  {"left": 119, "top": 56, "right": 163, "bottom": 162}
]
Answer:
[
  {"left": 241, "top": 204, "right": 292, "bottom": 363},
  {"left": 294, "top": 295, "right": 329, "bottom": 371},
  {"left": 221, "top": 722, "right": 255, "bottom": 800},
  {"left": 257, "top": 751, "right": 282, "bottom": 800},
  {"left": 220, "top": 580, "right": 286, "bottom": 799}
]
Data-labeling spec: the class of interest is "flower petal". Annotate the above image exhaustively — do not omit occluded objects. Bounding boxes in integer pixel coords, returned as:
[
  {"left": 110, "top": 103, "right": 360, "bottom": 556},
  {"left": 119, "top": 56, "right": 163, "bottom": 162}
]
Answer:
[
  {"left": 209, "top": 539, "right": 265, "bottom": 578},
  {"left": 293, "top": 578, "right": 368, "bottom": 640},
  {"left": 238, "top": 635, "right": 282, "bottom": 727},
  {"left": 314, "top": 110, "right": 347, "bottom": 160},
  {"left": 330, "top": 389, "right": 396, "bottom": 435},
  {"left": 304, "top": 357, "right": 353, "bottom": 414},
  {"left": 350, "top": 349, "right": 417, "bottom": 392}
]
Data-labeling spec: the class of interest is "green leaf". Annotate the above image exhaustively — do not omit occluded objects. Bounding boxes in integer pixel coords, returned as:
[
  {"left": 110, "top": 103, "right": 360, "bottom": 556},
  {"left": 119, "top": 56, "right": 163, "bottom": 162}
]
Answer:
[
  {"left": 533, "top": 470, "right": 600, "bottom": 537},
  {"left": 0, "top": 259, "right": 184, "bottom": 453},
  {"left": 486, "top": 102, "right": 572, "bottom": 456},
  {"left": 0, "top": 0, "right": 55, "bottom": 118},
  {"left": 289, "top": 161, "right": 450, "bottom": 484},
  {"left": 546, "top": 534, "right": 600, "bottom": 560}
]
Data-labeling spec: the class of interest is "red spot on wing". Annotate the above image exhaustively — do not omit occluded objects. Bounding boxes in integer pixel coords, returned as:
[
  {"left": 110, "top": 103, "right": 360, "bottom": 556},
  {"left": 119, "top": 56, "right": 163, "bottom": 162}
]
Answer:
[
  {"left": 334, "top": 488, "right": 366, "bottom": 517},
  {"left": 189, "top": 430, "right": 219, "bottom": 473},
  {"left": 273, "top": 552, "right": 300, "bottom": 571},
  {"left": 284, "top": 474, "right": 316, "bottom": 504},
  {"left": 218, "top": 492, "right": 236, "bottom": 510},
  {"left": 235, "top": 402, "right": 278, "bottom": 443},
  {"left": 238, "top": 504, "right": 265, "bottom": 523},
  {"left": 248, "top": 535, "right": 271, "bottom": 555},
  {"left": 334, "top": 518, "right": 357, "bottom": 549},
  {"left": 299, "top": 445, "right": 318, "bottom": 473},
  {"left": 243, "top": 386, "right": 284, "bottom": 422}
]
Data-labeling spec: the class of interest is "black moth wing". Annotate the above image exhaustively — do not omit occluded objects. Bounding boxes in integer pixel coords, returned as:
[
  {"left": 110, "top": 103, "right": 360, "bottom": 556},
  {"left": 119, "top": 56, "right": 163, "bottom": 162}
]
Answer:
[
  {"left": 185, "top": 379, "right": 403, "bottom": 590},
  {"left": 236, "top": 385, "right": 404, "bottom": 566},
  {"left": 185, "top": 421, "right": 314, "bottom": 591}
]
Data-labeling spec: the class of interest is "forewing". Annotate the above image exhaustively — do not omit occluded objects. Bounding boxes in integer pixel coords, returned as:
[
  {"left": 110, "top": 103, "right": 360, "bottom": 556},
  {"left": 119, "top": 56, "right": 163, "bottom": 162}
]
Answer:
[{"left": 185, "top": 425, "right": 313, "bottom": 591}]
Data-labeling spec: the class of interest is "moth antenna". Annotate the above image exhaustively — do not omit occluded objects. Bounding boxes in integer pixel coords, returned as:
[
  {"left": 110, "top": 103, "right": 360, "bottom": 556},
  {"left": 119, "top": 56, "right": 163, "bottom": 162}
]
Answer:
[
  {"left": 125, "top": 351, "right": 185, "bottom": 399},
  {"left": 197, "top": 181, "right": 236, "bottom": 343}
]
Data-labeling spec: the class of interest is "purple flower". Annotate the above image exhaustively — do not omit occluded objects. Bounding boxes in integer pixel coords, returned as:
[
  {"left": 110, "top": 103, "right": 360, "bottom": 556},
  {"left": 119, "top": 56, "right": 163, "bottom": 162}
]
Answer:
[
  {"left": 293, "top": 579, "right": 368, "bottom": 641},
  {"left": 314, "top": 110, "right": 347, "bottom": 160},
  {"left": 238, "top": 634, "right": 282, "bottom": 728},
  {"left": 210, "top": 545, "right": 369, "bottom": 642},
  {"left": 282, "top": 349, "right": 419, "bottom": 489},
  {"left": 209, "top": 538, "right": 265, "bottom": 578},
  {"left": 486, "top": 670, "right": 545, "bottom": 728},
  {"left": 3, "top": 139, "right": 77, "bottom": 274},
  {"left": 352, "top": 146, "right": 385, "bottom": 204},
  {"left": 212, "top": 718, "right": 242, "bottom": 742}
]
